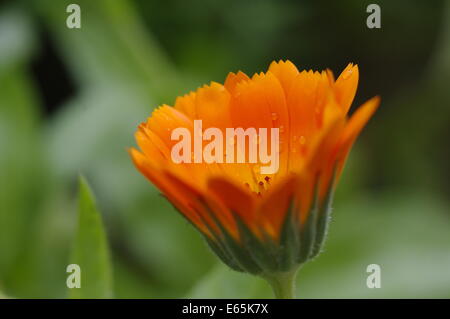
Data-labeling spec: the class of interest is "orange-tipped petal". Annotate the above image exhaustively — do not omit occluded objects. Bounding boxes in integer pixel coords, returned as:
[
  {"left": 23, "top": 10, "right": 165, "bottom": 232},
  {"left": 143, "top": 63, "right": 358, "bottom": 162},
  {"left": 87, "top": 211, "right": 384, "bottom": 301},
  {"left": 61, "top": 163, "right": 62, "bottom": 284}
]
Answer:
[
  {"left": 146, "top": 105, "right": 194, "bottom": 149},
  {"left": 208, "top": 177, "right": 256, "bottom": 231},
  {"left": 195, "top": 82, "right": 232, "bottom": 129},
  {"left": 268, "top": 60, "right": 299, "bottom": 94},
  {"left": 256, "top": 175, "right": 297, "bottom": 238},
  {"left": 335, "top": 96, "right": 380, "bottom": 167},
  {"left": 224, "top": 71, "right": 250, "bottom": 94},
  {"left": 334, "top": 63, "right": 359, "bottom": 113},
  {"left": 129, "top": 148, "right": 213, "bottom": 237},
  {"left": 174, "top": 91, "right": 197, "bottom": 119},
  {"left": 163, "top": 170, "right": 239, "bottom": 238}
]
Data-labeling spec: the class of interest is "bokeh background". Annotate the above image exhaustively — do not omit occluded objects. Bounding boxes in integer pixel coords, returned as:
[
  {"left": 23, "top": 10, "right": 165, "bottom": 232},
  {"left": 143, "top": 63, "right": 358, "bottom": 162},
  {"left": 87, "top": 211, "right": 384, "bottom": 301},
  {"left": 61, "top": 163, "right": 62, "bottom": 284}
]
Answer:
[{"left": 1, "top": 0, "right": 449, "bottom": 298}]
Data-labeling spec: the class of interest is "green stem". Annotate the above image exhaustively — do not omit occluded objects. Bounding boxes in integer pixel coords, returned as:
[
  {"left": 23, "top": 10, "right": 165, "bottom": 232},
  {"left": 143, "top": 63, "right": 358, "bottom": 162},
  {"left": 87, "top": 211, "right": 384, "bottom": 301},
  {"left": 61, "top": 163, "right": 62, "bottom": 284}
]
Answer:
[{"left": 263, "top": 268, "right": 299, "bottom": 299}]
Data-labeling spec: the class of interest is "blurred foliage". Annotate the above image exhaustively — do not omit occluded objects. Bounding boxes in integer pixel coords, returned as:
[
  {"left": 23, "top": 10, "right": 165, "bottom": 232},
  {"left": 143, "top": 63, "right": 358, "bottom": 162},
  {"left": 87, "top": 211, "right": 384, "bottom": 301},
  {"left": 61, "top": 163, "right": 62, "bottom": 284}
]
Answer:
[{"left": 0, "top": 0, "right": 449, "bottom": 298}]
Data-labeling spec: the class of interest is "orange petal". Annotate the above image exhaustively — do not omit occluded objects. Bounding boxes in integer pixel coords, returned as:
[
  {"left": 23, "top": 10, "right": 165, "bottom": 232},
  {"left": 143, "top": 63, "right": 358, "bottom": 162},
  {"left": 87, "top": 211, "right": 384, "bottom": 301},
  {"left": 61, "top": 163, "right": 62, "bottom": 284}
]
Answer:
[
  {"left": 163, "top": 170, "right": 238, "bottom": 238},
  {"left": 208, "top": 177, "right": 256, "bottom": 231},
  {"left": 174, "top": 91, "right": 197, "bottom": 119},
  {"left": 135, "top": 126, "right": 170, "bottom": 163},
  {"left": 256, "top": 175, "right": 297, "bottom": 239},
  {"left": 146, "top": 105, "right": 194, "bottom": 149},
  {"left": 129, "top": 148, "right": 213, "bottom": 237},
  {"left": 334, "top": 63, "right": 359, "bottom": 113},
  {"left": 302, "top": 100, "right": 346, "bottom": 200},
  {"left": 287, "top": 70, "right": 334, "bottom": 172},
  {"left": 224, "top": 71, "right": 250, "bottom": 94},
  {"left": 228, "top": 73, "right": 277, "bottom": 188},
  {"left": 268, "top": 60, "right": 299, "bottom": 95},
  {"left": 195, "top": 82, "right": 232, "bottom": 130},
  {"left": 335, "top": 96, "right": 380, "bottom": 168}
]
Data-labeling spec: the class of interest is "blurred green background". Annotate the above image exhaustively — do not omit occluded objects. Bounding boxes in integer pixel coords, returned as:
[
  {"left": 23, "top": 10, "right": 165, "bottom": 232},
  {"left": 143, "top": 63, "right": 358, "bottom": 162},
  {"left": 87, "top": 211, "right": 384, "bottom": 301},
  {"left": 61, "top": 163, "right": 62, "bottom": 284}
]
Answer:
[{"left": 0, "top": 0, "right": 449, "bottom": 298}]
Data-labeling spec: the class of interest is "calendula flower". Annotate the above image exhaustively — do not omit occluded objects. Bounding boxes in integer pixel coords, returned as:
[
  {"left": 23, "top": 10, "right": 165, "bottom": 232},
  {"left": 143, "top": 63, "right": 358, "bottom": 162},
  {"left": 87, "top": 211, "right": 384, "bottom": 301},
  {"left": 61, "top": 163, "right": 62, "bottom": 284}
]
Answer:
[{"left": 130, "top": 60, "right": 379, "bottom": 298}]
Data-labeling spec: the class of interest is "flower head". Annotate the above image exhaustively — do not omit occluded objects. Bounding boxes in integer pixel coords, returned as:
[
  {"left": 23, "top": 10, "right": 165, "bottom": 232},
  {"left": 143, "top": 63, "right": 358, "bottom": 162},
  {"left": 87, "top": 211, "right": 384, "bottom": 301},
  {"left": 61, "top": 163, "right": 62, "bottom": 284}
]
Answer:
[{"left": 130, "top": 60, "right": 379, "bottom": 277}]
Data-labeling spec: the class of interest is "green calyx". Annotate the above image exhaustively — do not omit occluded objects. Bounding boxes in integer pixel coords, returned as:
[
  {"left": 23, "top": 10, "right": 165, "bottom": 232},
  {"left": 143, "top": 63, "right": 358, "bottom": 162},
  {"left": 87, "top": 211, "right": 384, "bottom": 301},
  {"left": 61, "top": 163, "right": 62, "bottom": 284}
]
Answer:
[{"left": 204, "top": 177, "right": 335, "bottom": 296}]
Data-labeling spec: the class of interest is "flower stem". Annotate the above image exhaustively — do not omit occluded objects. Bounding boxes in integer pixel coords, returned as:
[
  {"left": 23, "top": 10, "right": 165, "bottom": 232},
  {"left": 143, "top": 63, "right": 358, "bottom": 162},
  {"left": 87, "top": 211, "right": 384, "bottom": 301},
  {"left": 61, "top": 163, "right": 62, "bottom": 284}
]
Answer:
[{"left": 263, "top": 268, "right": 299, "bottom": 299}]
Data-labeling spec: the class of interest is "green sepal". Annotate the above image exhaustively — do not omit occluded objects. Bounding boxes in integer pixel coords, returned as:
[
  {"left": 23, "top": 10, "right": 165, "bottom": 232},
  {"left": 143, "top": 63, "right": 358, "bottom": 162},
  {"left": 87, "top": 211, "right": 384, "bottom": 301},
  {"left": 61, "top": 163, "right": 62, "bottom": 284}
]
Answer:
[
  {"left": 297, "top": 189, "right": 319, "bottom": 264},
  {"left": 277, "top": 202, "right": 301, "bottom": 271},
  {"left": 204, "top": 208, "right": 263, "bottom": 275},
  {"left": 310, "top": 172, "right": 336, "bottom": 258},
  {"left": 310, "top": 190, "right": 333, "bottom": 258},
  {"left": 165, "top": 168, "right": 337, "bottom": 276},
  {"left": 217, "top": 225, "right": 263, "bottom": 275},
  {"left": 166, "top": 199, "right": 245, "bottom": 273},
  {"left": 297, "top": 169, "right": 337, "bottom": 263},
  {"left": 233, "top": 214, "right": 279, "bottom": 273},
  {"left": 204, "top": 236, "right": 244, "bottom": 272}
]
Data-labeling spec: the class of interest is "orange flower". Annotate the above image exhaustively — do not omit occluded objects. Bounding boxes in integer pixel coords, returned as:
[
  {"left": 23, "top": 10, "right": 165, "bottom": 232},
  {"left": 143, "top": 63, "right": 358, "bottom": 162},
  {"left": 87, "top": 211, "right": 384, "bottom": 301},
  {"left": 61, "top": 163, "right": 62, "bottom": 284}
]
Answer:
[{"left": 130, "top": 60, "right": 379, "bottom": 277}]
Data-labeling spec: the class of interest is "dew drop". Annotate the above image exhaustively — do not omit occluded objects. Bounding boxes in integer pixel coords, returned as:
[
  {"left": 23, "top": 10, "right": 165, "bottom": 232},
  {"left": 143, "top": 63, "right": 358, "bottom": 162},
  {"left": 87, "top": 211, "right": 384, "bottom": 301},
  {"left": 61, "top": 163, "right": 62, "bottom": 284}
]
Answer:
[
  {"left": 343, "top": 69, "right": 353, "bottom": 80},
  {"left": 299, "top": 136, "right": 306, "bottom": 145},
  {"left": 271, "top": 112, "right": 278, "bottom": 121}
]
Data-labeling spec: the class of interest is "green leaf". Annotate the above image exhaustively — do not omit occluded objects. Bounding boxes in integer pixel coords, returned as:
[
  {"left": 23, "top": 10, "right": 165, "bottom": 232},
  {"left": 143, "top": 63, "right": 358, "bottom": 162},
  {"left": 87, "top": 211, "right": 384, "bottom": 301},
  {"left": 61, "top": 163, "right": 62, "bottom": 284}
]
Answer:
[
  {"left": 69, "top": 176, "right": 113, "bottom": 298},
  {"left": 0, "top": 9, "right": 46, "bottom": 296}
]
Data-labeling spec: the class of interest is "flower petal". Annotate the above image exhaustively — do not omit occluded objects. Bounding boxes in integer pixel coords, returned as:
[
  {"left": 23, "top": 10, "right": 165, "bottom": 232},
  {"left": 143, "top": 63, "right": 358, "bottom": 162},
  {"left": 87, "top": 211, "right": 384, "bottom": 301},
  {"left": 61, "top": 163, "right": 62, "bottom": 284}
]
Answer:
[
  {"left": 224, "top": 71, "right": 250, "bottom": 94},
  {"left": 129, "top": 148, "right": 213, "bottom": 237},
  {"left": 195, "top": 82, "right": 232, "bottom": 129},
  {"left": 146, "top": 105, "right": 194, "bottom": 149},
  {"left": 256, "top": 175, "right": 297, "bottom": 239},
  {"left": 174, "top": 91, "right": 197, "bottom": 119},
  {"left": 334, "top": 63, "right": 359, "bottom": 113},
  {"left": 268, "top": 60, "right": 299, "bottom": 95},
  {"left": 208, "top": 177, "right": 257, "bottom": 232},
  {"left": 335, "top": 96, "right": 380, "bottom": 169}
]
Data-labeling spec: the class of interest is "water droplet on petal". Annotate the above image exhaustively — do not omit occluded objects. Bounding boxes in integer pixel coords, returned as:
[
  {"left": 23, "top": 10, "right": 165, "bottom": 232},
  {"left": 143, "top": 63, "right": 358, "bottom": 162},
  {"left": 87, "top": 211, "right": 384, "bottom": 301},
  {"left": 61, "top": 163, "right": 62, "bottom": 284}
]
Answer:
[
  {"left": 271, "top": 112, "right": 278, "bottom": 120},
  {"left": 343, "top": 69, "right": 353, "bottom": 80},
  {"left": 299, "top": 136, "right": 306, "bottom": 145}
]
